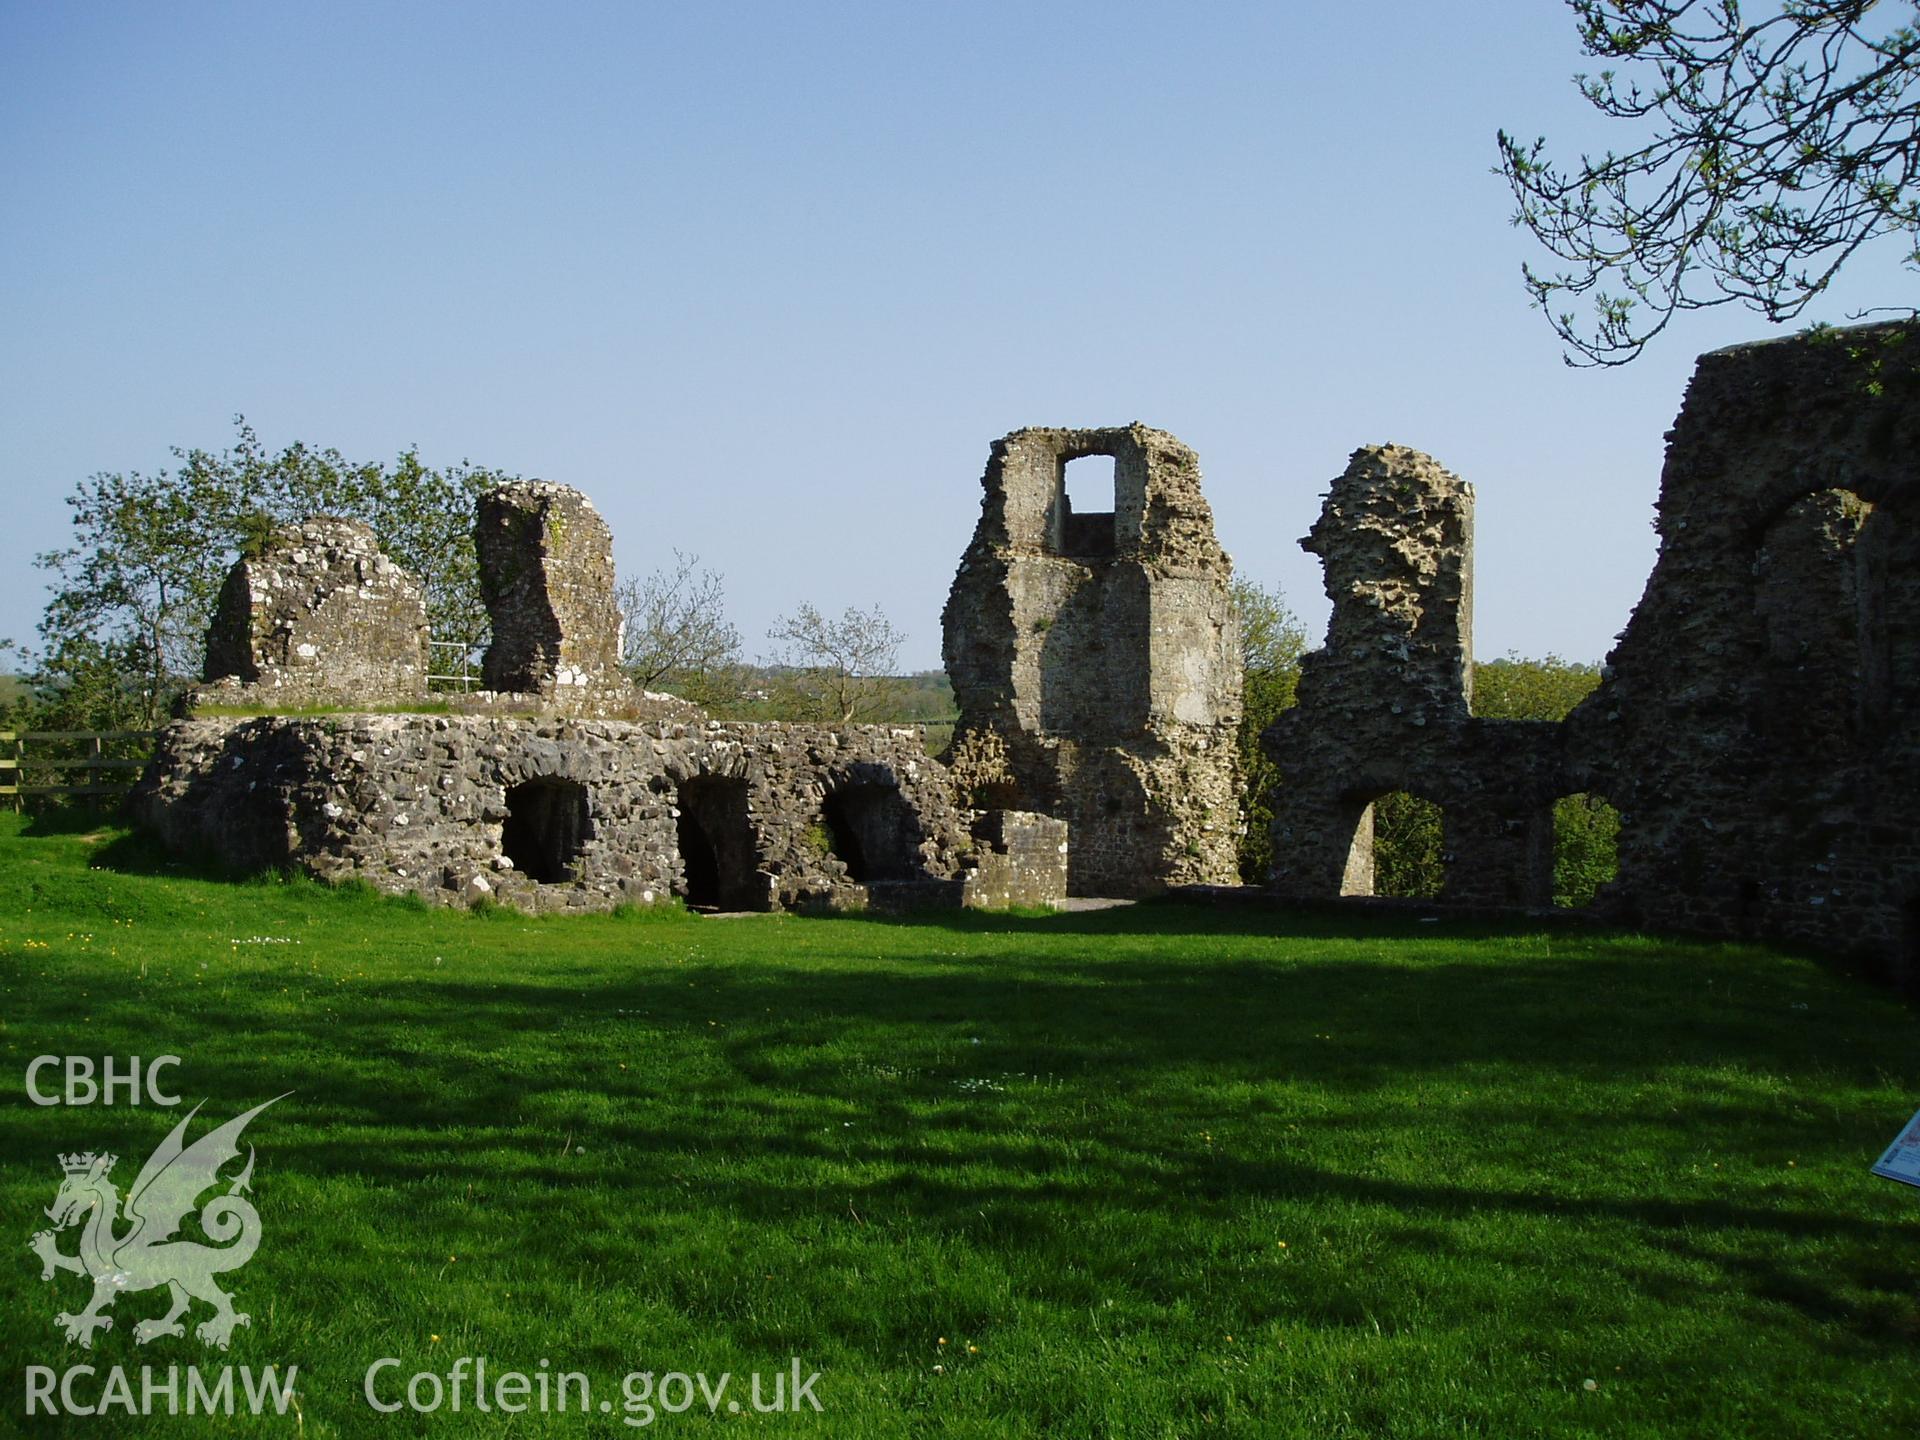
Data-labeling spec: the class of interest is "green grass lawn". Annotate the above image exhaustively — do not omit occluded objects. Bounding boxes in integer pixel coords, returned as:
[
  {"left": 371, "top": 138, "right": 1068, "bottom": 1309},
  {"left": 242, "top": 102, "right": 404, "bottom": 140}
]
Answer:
[{"left": 2, "top": 812, "right": 1917, "bottom": 1438}]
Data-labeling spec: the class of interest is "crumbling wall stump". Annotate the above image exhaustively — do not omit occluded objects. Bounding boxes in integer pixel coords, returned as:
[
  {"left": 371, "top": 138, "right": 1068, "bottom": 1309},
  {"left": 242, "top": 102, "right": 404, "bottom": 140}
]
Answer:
[
  {"left": 477, "top": 481, "right": 627, "bottom": 700},
  {"left": 201, "top": 516, "right": 428, "bottom": 709}
]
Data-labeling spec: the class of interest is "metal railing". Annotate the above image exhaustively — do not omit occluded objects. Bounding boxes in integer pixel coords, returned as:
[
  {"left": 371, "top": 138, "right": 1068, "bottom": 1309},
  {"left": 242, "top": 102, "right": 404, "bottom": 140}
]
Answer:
[{"left": 427, "top": 638, "right": 484, "bottom": 692}]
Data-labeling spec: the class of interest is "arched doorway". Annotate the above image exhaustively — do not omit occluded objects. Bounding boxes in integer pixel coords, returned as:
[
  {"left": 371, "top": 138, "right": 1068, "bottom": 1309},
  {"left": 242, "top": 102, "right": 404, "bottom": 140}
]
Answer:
[
  {"left": 820, "top": 782, "right": 919, "bottom": 882},
  {"left": 675, "top": 775, "right": 759, "bottom": 910},
  {"left": 501, "top": 778, "right": 591, "bottom": 883}
]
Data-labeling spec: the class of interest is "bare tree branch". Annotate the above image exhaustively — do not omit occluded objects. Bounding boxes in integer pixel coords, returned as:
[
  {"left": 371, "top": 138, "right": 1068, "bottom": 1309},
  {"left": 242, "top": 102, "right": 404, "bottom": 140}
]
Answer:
[
  {"left": 1499, "top": 0, "right": 1919, "bottom": 364},
  {"left": 616, "top": 551, "right": 743, "bottom": 706},
  {"left": 765, "top": 603, "right": 906, "bottom": 724}
]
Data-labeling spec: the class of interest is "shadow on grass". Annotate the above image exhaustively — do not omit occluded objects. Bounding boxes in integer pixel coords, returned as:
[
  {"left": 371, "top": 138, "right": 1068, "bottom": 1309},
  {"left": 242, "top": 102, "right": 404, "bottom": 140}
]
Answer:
[
  {"left": 10, "top": 818, "right": 1920, "bottom": 1384},
  {"left": 19, "top": 802, "right": 135, "bottom": 839},
  {"left": 7, "top": 937, "right": 1918, "bottom": 1356}
]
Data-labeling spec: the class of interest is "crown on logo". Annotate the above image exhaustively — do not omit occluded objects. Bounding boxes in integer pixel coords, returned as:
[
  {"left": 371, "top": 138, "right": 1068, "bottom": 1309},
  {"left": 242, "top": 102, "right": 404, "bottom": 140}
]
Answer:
[{"left": 59, "top": 1152, "right": 114, "bottom": 1176}]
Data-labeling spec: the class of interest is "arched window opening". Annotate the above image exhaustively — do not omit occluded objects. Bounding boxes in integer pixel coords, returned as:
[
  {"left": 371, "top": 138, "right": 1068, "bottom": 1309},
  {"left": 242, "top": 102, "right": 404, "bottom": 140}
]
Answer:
[
  {"left": 1754, "top": 488, "right": 1877, "bottom": 744},
  {"left": 1551, "top": 793, "right": 1620, "bottom": 907},
  {"left": 501, "top": 778, "right": 591, "bottom": 883},
  {"left": 821, "top": 783, "right": 919, "bottom": 883},
  {"left": 1371, "top": 791, "right": 1446, "bottom": 899},
  {"left": 1341, "top": 790, "right": 1445, "bottom": 900}
]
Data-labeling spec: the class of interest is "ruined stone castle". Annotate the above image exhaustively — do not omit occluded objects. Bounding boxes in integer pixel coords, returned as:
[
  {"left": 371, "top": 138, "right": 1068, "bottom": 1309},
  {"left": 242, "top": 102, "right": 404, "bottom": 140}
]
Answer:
[
  {"left": 138, "top": 480, "right": 1079, "bottom": 914},
  {"left": 132, "top": 322, "right": 1918, "bottom": 985}
]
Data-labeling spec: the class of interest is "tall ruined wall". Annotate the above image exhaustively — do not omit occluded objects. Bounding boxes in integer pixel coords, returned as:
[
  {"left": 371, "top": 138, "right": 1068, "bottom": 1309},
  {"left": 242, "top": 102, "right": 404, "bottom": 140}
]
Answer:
[
  {"left": 943, "top": 424, "right": 1241, "bottom": 895},
  {"left": 1569, "top": 323, "right": 1920, "bottom": 983},
  {"left": 200, "top": 516, "right": 428, "bottom": 709},
  {"left": 1265, "top": 445, "right": 1563, "bottom": 906},
  {"left": 478, "top": 481, "right": 627, "bottom": 700},
  {"left": 131, "top": 714, "right": 1063, "bottom": 914}
]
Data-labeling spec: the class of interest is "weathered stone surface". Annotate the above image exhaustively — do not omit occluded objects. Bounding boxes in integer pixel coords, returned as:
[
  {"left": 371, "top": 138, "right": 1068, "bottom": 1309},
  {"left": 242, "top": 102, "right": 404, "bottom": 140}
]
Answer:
[
  {"left": 1264, "top": 445, "right": 1563, "bottom": 907},
  {"left": 199, "top": 517, "right": 427, "bottom": 708},
  {"left": 957, "top": 810, "right": 1070, "bottom": 910},
  {"left": 130, "top": 714, "right": 1067, "bottom": 914},
  {"left": 1568, "top": 323, "right": 1920, "bottom": 985},
  {"left": 477, "top": 481, "right": 629, "bottom": 703},
  {"left": 943, "top": 424, "right": 1242, "bottom": 896}
]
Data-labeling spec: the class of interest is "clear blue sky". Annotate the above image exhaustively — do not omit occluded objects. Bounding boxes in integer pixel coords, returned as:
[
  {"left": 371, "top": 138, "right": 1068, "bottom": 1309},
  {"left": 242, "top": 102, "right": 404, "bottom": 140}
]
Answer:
[{"left": 1, "top": 1, "right": 1908, "bottom": 673}]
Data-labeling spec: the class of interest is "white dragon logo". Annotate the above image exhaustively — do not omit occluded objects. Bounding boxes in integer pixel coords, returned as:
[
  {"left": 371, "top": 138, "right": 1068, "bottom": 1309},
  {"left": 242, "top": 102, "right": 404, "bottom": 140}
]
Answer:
[{"left": 26, "top": 1096, "right": 285, "bottom": 1350}]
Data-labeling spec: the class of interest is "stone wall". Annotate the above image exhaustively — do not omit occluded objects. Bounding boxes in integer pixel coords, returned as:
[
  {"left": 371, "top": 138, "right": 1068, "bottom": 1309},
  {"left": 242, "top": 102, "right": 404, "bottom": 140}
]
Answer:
[
  {"left": 130, "top": 713, "right": 1066, "bottom": 915},
  {"left": 1568, "top": 323, "right": 1920, "bottom": 985},
  {"left": 1262, "top": 325, "right": 1920, "bottom": 988},
  {"left": 942, "top": 424, "right": 1242, "bottom": 896},
  {"left": 1264, "top": 445, "right": 1565, "bottom": 907},
  {"left": 477, "top": 481, "right": 629, "bottom": 703},
  {"left": 957, "top": 810, "right": 1071, "bottom": 910},
  {"left": 200, "top": 517, "right": 428, "bottom": 709}
]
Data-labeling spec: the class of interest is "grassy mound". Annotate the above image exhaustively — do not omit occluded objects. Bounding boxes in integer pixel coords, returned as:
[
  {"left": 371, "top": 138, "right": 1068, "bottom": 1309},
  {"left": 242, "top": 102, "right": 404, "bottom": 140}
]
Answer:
[{"left": 2, "top": 814, "right": 1917, "bottom": 1437}]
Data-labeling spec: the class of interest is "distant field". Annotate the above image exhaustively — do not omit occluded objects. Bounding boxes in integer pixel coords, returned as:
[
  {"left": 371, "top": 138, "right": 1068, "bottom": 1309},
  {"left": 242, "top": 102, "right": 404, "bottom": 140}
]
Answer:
[{"left": 2, "top": 814, "right": 1917, "bottom": 1438}]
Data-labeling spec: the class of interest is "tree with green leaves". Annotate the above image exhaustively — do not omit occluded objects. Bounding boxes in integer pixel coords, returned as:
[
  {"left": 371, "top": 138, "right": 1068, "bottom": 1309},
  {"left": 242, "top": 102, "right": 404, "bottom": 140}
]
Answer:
[
  {"left": 1499, "top": 0, "right": 1919, "bottom": 364},
  {"left": 1231, "top": 578, "right": 1310, "bottom": 883},
  {"left": 19, "top": 418, "right": 514, "bottom": 728}
]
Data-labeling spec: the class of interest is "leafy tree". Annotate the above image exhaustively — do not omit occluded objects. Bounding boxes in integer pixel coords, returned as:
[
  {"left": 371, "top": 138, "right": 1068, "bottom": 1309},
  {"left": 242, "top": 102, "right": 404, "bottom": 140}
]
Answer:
[
  {"left": 1499, "top": 0, "right": 1920, "bottom": 364},
  {"left": 33, "top": 465, "right": 213, "bottom": 725},
  {"left": 342, "top": 447, "right": 499, "bottom": 662},
  {"left": 764, "top": 603, "right": 907, "bottom": 724},
  {"left": 0, "top": 655, "right": 29, "bottom": 727},
  {"left": 19, "top": 417, "right": 513, "bottom": 728},
  {"left": 1372, "top": 792, "right": 1446, "bottom": 899},
  {"left": 1232, "top": 578, "right": 1309, "bottom": 883},
  {"left": 1548, "top": 791, "right": 1624, "bottom": 907},
  {"left": 616, "top": 550, "right": 744, "bottom": 709},
  {"left": 1472, "top": 655, "right": 1605, "bottom": 720}
]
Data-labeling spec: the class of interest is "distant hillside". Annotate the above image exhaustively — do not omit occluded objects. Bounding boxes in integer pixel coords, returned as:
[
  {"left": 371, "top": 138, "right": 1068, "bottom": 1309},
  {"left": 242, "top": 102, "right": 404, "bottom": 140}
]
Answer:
[{"left": 890, "top": 669, "right": 957, "bottom": 724}]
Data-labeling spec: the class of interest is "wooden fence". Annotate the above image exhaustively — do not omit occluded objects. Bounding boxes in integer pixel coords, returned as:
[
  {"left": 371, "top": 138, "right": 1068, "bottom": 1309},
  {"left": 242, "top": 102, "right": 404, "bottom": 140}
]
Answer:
[{"left": 0, "top": 730, "right": 158, "bottom": 809}]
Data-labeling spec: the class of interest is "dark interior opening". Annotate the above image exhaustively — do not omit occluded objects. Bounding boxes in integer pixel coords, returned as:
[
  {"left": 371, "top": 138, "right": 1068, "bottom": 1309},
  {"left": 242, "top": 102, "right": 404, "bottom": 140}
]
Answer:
[
  {"left": 679, "top": 812, "right": 721, "bottom": 905},
  {"left": 1059, "top": 454, "right": 1117, "bottom": 558},
  {"left": 675, "top": 776, "right": 759, "bottom": 910},
  {"left": 821, "top": 782, "right": 919, "bottom": 882},
  {"left": 501, "top": 778, "right": 591, "bottom": 883}
]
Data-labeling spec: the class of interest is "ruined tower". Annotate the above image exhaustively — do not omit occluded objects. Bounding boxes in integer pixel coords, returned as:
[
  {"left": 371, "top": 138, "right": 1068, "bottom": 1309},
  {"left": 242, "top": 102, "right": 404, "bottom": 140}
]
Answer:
[
  {"left": 1567, "top": 323, "right": 1920, "bottom": 980},
  {"left": 942, "top": 424, "right": 1242, "bottom": 895}
]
